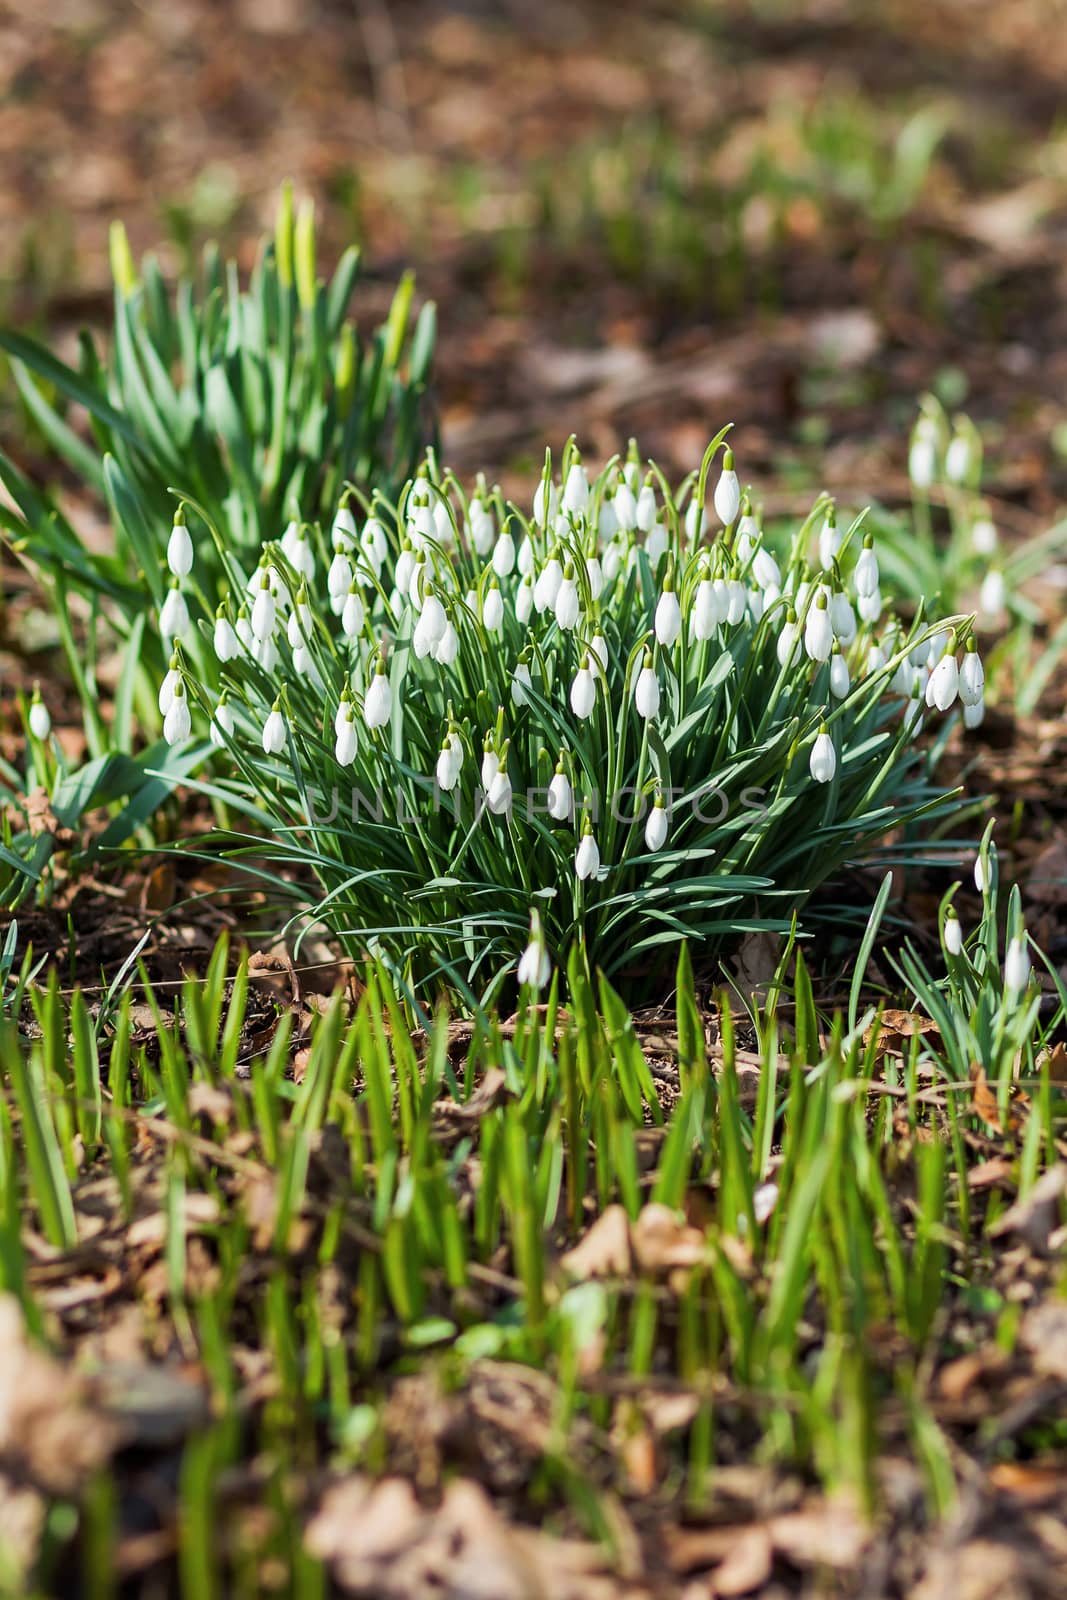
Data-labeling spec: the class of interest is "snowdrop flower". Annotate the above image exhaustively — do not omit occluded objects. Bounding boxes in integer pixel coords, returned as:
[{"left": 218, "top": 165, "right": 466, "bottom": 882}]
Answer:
[
  {"left": 362, "top": 517, "right": 389, "bottom": 577},
  {"left": 332, "top": 502, "right": 358, "bottom": 551},
  {"left": 160, "top": 583, "right": 191, "bottom": 642},
  {"left": 831, "top": 590, "right": 857, "bottom": 645},
  {"left": 945, "top": 430, "right": 972, "bottom": 485},
  {"left": 262, "top": 700, "right": 287, "bottom": 756},
  {"left": 589, "top": 633, "right": 608, "bottom": 679},
  {"left": 692, "top": 579, "right": 718, "bottom": 642},
  {"left": 726, "top": 580, "right": 747, "bottom": 626},
  {"left": 562, "top": 459, "right": 590, "bottom": 516},
  {"left": 292, "top": 645, "right": 317, "bottom": 681},
  {"left": 685, "top": 497, "right": 708, "bottom": 543},
  {"left": 805, "top": 593, "right": 833, "bottom": 663},
  {"left": 28, "top": 691, "right": 51, "bottom": 742},
  {"left": 363, "top": 661, "right": 392, "bottom": 731},
  {"left": 468, "top": 493, "right": 495, "bottom": 556},
  {"left": 752, "top": 544, "right": 780, "bottom": 592},
  {"left": 866, "top": 642, "right": 886, "bottom": 674},
  {"left": 585, "top": 554, "right": 604, "bottom": 601},
  {"left": 906, "top": 675, "right": 925, "bottom": 729},
  {"left": 395, "top": 542, "right": 415, "bottom": 596},
  {"left": 517, "top": 533, "right": 535, "bottom": 577},
  {"left": 570, "top": 658, "right": 596, "bottom": 720},
  {"left": 970, "top": 514, "right": 998, "bottom": 557},
  {"left": 162, "top": 681, "right": 191, "bottom": 746},
  {"left": 167, "top": 506, "right": 193, "bottom": 578},
  {"left": 613, "top": 481, "right": 638, "bottom": 531},
  {"left": 777, "top": 608, "right": 799, "bottom": 667},
  {"left": 555, "top": 566, "right": 580, "bottom": 630},
  {"left": 636, "top": 483, "right": 658, "bottom": 533},
  {"left": 548, "top": 758, "right": 572, "bottom": 822},
  {"left": 974, "top": 852, "right": 989, "bottom": 893},
  {"left": 575, "top": 820, "right": 600, "bottom": 881},
  {"left": 515, "top": 575, "right": 534, "bottom": 626},
  {"left": 634, "top": 652, "right": 660, "bottom": 720},
  {"left": 487, "top": 763, "right": 513, "bottom": 815},
  {"left": 334, "top": 689, "right": 353, "bottom": 736},
  {"left": 959, "top": 641, "right": 984, "bottom": 706},
  {"left": 1004, "top": 935, "right": 1031, "bottom": 994},
  {"left": 407, "top": 493, "right": 435, "bottom": 549},
  {"left": 533, "top": 476, "right": 558, "bottom": 526},
  {"left": 158, "top": 657, "right": 181, "bottom": 716},
  {"left": 829, "top": 646, "right": 850, "bottom": 700},
  {"left": 434, "top": 620, "right": 460, "bottom": 666},
  {"left": 944, "top": 909, "right": 963, "bottom": 956},
  {"left": 809, "top": 724, "right": 836, "bottom": 784},
  {"left": 925, "top": 647, "right": 959, "bottom": 711},
  {"left": 432, "top": 495, "right": 454, "bottom": 545},
  {"left": 492, "top": 529, "right": 516, "bottom": 578},
  {"left": 963, "top": 695, "right": 985, "bottom": 730},
  {"left": 645, "top": 522, "right": 669, "bottom": 568},
  {"left": 655, "top": 581, "right": 682, "bottom": 648},
  {"left": 534, "top": 554, "right": 564, "bottom": 614},
  {"left": 481, "top": 739, "right": 500, "bottom": 791},
  {"left": 979, "top": 569, "right": 1006, "bottom": 620},
  {"left": 414, "top": 593, "right": 448, "bottom": 658},
  {"left": 517, "top": 909, "right": 551, "bottom": 990},
  {"left": 645, "top": 795, "right": 668, "bottom": 852},
  {"left": 254, "top": 633, "right": 279, "bottom": 673},
  {"left": 284, "top": 521, "right": 316, "bottom": 580},
  {"left": 854, "top": 535, "right": 878, "bottom": 598},
  {"left": 483, "top": 583, "right": 504, "bottom": 632},
  {"left": 858, "top": 586, "right": 882, "bottom": 625},
  {"left": 714, "top": 450, "right": 740, "bottom": 526},
  {"left": 818, "top": 508, "right": 841, "bottom": 571},
  {"left": 214, "top": 605, "right": 240, "bottom": 663},
  {"left": 341, "top": 586, "right": 365, "bottom": 639},
  {"left": 512, "top": 658, "right": 532, "bottom": 706},
  {"left": 328, "top": 546, "right": 352, "bottom": 601},
  {"left": 436, "top": 737, "right": 460, "bottom": 791},
  {"left": 236, "top": 608, "right": 254, "bottom": 652},
  {"left": 736, "top": 501, "right": 759, "bottom": 560},
  {"left": 909, "top": 419, "right": 938, "bottom": 490},
  {"left": 336, "top": 708, "right": 358, "bottom": 768},
  {"left": 209, "top": 693, "right": 234, "bottom": 749}
]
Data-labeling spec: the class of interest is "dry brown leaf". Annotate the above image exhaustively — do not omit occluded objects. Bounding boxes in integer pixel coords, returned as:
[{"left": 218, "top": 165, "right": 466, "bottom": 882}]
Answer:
[
  {"left": 1020, "top": 1298, "right": 1067, "bottom": 1382},
  {"left": 969, "top": 1063, "right": 1029, "bottom": 1135},
  {"left": 767, "top": 1495, "right": 870, "bottom": 1570},
  {"left": 913, "top": 1538, "right": 1029, "bottom": 1600},
  {"left": 631, "top": 1203, "right": 706, "bottom": 1274},
  {"left": 560, "top": 1204, "right": 632, "bottom": 1280},
  {"left": 989, "top": 1164, "right": 1067, "bottom": 1255},
  {"left": 435, "top": 1067, "right": 511, "bottom": 1124},
  {"left": 988, "top": 1460, "right": 1067, "bottom": 1505},
  {"left": 709, "top": 1524, "right": 774, "bottom": 1597}
]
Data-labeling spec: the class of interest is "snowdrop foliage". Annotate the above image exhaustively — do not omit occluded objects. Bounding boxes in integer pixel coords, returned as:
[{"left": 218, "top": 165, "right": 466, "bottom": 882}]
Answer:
[{"left": 157, "top": 431, "right": 976, "bottom": 989}]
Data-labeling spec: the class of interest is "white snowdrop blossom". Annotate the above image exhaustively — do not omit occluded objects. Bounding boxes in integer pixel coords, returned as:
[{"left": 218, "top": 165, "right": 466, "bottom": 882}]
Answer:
[
  {"left": 262, "top": 702, "right": 287, "bottom": 755},
  {"left": 548, "top": 762, "right": 573, "bottom": 822},
  {"left": 575, "top": 823, "right": 600, "bottom": 881},
  {"left": 483, "top": 585, "right": 504, "bottom": 632},
  {"left": 959, "top": 644, "right": 984, "bottom": 707},
  {"left": 809, "top": 726, "right": 836, "bottom": 784},
  {"left": 517, "top": 909, "right": 552, "bottom": 990},
  {"left": 1004, "top": 935, "right": 1031, "bottom": 995},
  {"left": 655, "top": 584, "right": 682, "bottom": 647},
  {"left": 363, "top": 664, "right": 392, "bottom": 731},
  {"left": 160, "top": 584, "right": 191, "bottom": 641},
  {"left": 512, "top": 659, "right": 532, "bottom": 706},
  {"left": 210, "top": 695, "right": 234, "bottom": 749},
  {"left": 645, "top": 797, "right": 668, "bottom": 852},
  {"left": 562, "top": 460, "right": 590, "bottom": 515},
  {"left": 970, "top": 515, "right": 998, "bottom": 556},
  {"left": 555, "top": 568, "right": 580, "bottom": 631},
  {"left": 336, "top": 711, "right": 358, "bottom": 768},
  {"left": 944, "top": 911, "right": 963, "bottom": 956},
  {"left": 714, "top": 450, "right": 741, "bottom": 526},
  {"left": 534, "top": 556, "right": 563, "bottom": 615},
  {"left": 28, "top": 695, "right": 51, "bottom": 742},
  {"left": 634, "top": 654, "right": 661, "bottom": 720},
  {"left": 979, "top": 569, "right": 1006, "bottom": 619},
  {"left": 570, "top": 659, "right": 596, "bottom": 720},
  {"left": 167, "top": 508, "right": 193, "bottom": 578},
  {"left": 214, "top": 608, "right": 240, "bottom": 662},
  {"left": 829, "top": 649, "right": 850, "bottom": 700},
  {"left": 805, "top": 595, "right": 833, "bottom": 663},
  {"left": 925, "top": 649, "right": 959, "bottom": 712},
  {"left": 163, "top": 682, "right": 191, "bottom": 746},
  {"left": 854, "top": 538, "right": 878, "bottom": 598},
  {"left": 487, "top": 765, "right": 513, "bottom": 816},
  {"left": 159, "top": 662, "right": 181, "bottom": 716},
  {"left": 818, "top": 510, "right": 841, "bottom": 571}
]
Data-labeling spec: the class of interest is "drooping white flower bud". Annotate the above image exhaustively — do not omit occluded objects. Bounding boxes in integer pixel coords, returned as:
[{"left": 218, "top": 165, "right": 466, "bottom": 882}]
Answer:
[
  {"left": 251, "top": 576, "right": 277, "bottom": 643},
  {"left": 645, "top": 522, "right": 668, "bottom": 568},
  {"left": 570, "top": 659, "right": 596, "bottom": 720},
  {"left": 645, "top": 796, "right": 668, "bottom": 852},
  {"left": 636, "top": 483, "right": 658, "bottom": 533},
  {"left": 945, "top": 431, "right": 972, "bottom": 485},
  {"left": 909, "top": 420, "right": 938, "bottom": 490},
  {"left": 830, "top": 590, "right": 857, "bottom": 645},
  {"left": 809, "top": 725, "right": 836, "bottom": 784},
  {"left": 963, "top": 695, "right": 985, "bottom": 729},
  {"left": 634, "top": 652, "right": 660, "bottom": 720},
  {"left": 28, "top": 693, "right": 51, "bottom": 742},
  {"left": 970, "top": 516, "right": 998, "bottom": 557},
  {"left": 805, "top": 594, "right": 833, "bottom": 663},
  {"left": 209, "top": 693, "right": 234, "bottom": 749},
  {"left": 685, "top": 498, "right": 708, "bottom": 543},
  {"left": 818, "top": 508, "right": 841, "bottom": 571},
  {"left": 655, "top": 583, "right": 682, "bottom": 648},
  {"left": 959, "top": 642, "right": 984, "bottom": 706},
  {"left": 483, "top": 584, "right": 504, "bottom": 632},
  {"left": 562, "top": 459, "right": 590, "bottom": 516},
  {"left": 436, "top": 737, "right": 459, "bottom": 791},
  {"left": 335, "top": 709, "right": 358, "bottom": 768},
  {"left": 163, "top": 681, "right": 191, "bottom": 746},
  {"left": 829, "top": 647, "right": 850, "bottom": 700},
  {"left": 979, "top": 569, "right": 1006, "bottom": 620},
  {"left": 752, "top": 545, "right": 780, "bottom": 592},
  {"left": 158, "top": 658, "right": 181, "bottom": 715},
  {"left": 548, "top": 761, "right": 572, "bottom": 822},
  {"left": 434, "top": 621, "right": 459, "bottom": 666},
  {"left": 613, "top": 482, "right": 638, "bottom": 532},
  {"left": 332, "top": 503, "right": 358, "bottom": 551},
  {"left": 364, "top": 661, "right": 392, "bottom": 731},
  {"left": 1004, "top": 935, "right": 1031, "bottom": 994},
  {"left": 167, "top": 506, "right": 193, "bottom": 578},
  {"left": 726, "top": 581, "right": 747, "bottom": 626},
  {"left": 555, "top": 567, "right": 580, "bottom": 631},
  {"left": 857, "top": 587, "right": 882, "bottom": 625},
  {"left": 341, "top": 586, "right": 365, "bottom": 640},
  {"left": 926, "top": 649, "right": 959, "bottom": 712},
  {"left": 692, "top": 580, "right": 718, "bottom": 642},
  {"left": 777, "top": 610, "right": 799, "bottom": 667},
  {"left": 468, "top": 493, "right": 495, "bottom": 556},
  {"left": 362, "top": 517, "right": 389, "bottom": 577},
  {"left": 534, "top": 556, "right": 564, "bottom": 615},
  {"left": 854, "top": 536, "right": 878, "bottom": 598},
  {"left": 160, "top": 584, "right": 191, "bottom": 642},
  {"left": 512, "top": 659, "right": 532, "bottom": 706},
  {"left": 481, "top": 741, "right": 500, "bottom": 791},
  {"left": 262, "top": 701, "right": 287, "bottom": 755},
  {"left": 585, "top": 555, "right": 604, "bottom": 602},
  {"left": 589, "top": 634, "right": 608, "bottom": 679},
  {"left": 515, "top": 575, "right": 534, "bottom": 625},
  {"left": 575, "top": 821, "right": 600, "bottom": 881},
  {"left": 714, "top": 450, "right": 740, "bottom": 526},
  {"left": 395, "top": 543, "right": 415, "bottom": 596},
  {"left": 517, "top": 534, "right": 535, "bottom": 577},
  {"left": 517, "top": 908, "right": 552, "bottom": 990},
  {"left": 414, "top": 593, "right": 447, "bottom": 658},
  {"left": 487, "top": 765, "right": 513, "bottom": 815},
  {"left": 944, "top": 910, "right": 963, "bottom": 956},
  {"left": 214, "top": 606, "right": 240, "bottom": 662},
  {"left": 533, "top": 477, "right": 558, "bottom": 526}
]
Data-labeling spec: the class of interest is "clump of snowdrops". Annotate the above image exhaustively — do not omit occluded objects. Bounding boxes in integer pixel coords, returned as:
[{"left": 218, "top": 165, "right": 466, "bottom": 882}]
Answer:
[{"left": 161, "top": 430, "right": 980, "bottom": 997}]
